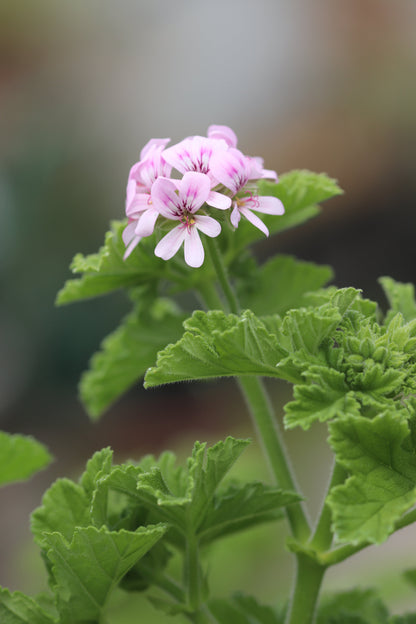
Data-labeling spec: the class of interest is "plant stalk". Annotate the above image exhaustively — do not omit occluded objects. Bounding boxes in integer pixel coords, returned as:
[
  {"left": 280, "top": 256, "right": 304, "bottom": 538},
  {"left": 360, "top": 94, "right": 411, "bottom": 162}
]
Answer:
[{"left": 285, "top": 554, "right": 327, "bottom": 624}]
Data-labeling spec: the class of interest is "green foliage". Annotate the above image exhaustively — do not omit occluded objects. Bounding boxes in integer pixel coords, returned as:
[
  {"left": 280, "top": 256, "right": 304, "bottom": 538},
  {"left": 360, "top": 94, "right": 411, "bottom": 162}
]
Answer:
[
  {"left": 237, "top": 255, "right": 333, "bottom": 317},
  {"left": 328, "top": 412, "right": 416, "bottom": 544},
  {"left": 317, "top": 588, "right": 389, "bottom": 624},
  {"left": 209, "top": 592, "right": 284, "bottom": 624},
  {"left": 0, "top": 588, "right": 55, "bottom": 624},
  {"left": 1, "top": 439, "right": 300, "bottom": 624},
  {"left": 379, "top": 276, "right": 416, "bottom": 323},
  {"left": 80, "top": 297, "right": 187, "bottom": 418},
  {"left": 228, "top": 170, "right": 343, "bottom": 255},
  {"left": 0, "top": 432, "right": 52, "bottom": 487}
]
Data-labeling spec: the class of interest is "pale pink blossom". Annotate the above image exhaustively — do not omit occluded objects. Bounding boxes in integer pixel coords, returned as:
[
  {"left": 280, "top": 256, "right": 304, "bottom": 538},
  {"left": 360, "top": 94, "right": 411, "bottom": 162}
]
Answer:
[
  {"left": 207, "top": 124, "right": 238, "bottom": 148},
  {"left": 210, "top": 148, "right": 284, "bottom": 236},
  {"left": 151, "top": 172, "right": 228, "bottom": 267},
  {"left": 162, "top": 136, "right": 228, "bottom": 184}
]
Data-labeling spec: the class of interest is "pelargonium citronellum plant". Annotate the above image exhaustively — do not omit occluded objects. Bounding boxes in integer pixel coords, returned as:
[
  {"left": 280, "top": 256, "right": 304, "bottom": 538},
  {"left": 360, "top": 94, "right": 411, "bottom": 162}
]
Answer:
[{"left": 2, "top": 124, "right": 416, "bottom": 624}]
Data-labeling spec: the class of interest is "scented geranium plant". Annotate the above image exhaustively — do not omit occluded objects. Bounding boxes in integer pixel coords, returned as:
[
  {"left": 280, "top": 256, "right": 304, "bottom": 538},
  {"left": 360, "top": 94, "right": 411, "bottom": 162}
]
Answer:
[{"left": 2, "top": 125, "right": 416, "bottom": 624}]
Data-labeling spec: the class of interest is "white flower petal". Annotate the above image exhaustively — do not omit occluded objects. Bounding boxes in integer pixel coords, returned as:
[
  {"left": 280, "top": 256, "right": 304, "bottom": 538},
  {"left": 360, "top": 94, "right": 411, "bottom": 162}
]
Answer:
[
  {"left": 239, "top": 207, "right": 269, "bottom": 236},
  {"left": 207, "top": 125, "right": 238, "bottom": 148},
  {"left": 230, "top": 204, "right": 241, "bottom": 229},
  {"left": 180, "top": 172, "right": 210, "bottom": 212},
  {"left": 135, "top": 207, "right": 159, "bottom": 237},
  {"left": 123, "top": 235, "right": 142, "bottom": 260},
  {"left": 254, "top": 196, "right": 285, "bottom": 215},
  {"left": 194, "top": 215, "right": 221, "bottom": 237},
  {"left": 122, "top": 221, "right": 137, "bottom": 245},
  {"left": 184, "top": 227, "right": 204, "bottom": 267},
  {"left": 206, "top": 190, "right": 232, "bottom": 210},
  {"left": 154, "top": 226, "right": 186, "bottom": 260},
  {"left": 151, "top": 177, "right": 181, "bottom": 219}
]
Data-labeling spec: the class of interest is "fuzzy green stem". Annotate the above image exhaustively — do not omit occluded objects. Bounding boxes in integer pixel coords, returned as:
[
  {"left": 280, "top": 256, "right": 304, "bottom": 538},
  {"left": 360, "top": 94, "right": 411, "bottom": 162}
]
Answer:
[
  {"left": 285, "top": 554, "right": 326, "bottom": 624},
  {"left": 200, "top": 240, "right": 310, "bottom": 541},
  {"left": 238, "top": 376, "right": 311, "bottom": 541},
  {"left": 185, "top": 534, "right": 204, "bottom": 612},
  {"left": 205, "top": 237, "right": 240, "bottom": 314},
  {"left": 309, "top": 462, "right": 347, "bottom": 552}
]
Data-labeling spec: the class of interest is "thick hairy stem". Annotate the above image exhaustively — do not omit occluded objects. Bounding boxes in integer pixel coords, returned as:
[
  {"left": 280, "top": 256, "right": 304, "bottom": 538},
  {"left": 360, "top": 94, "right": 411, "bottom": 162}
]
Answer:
[{"left": 285, "top": 554, "right": 327, "bottom": 624}]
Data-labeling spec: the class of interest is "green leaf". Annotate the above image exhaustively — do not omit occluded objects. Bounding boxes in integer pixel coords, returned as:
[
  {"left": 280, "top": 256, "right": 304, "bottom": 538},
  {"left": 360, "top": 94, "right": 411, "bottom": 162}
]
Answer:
[
  {"left": 328, "top": 412, "right": 416, "bottom": 544},
  {"left": 390, "top": 616, "right": 416, "bottom": 623},
  {"left": 379, "top": 276, "right": 416, "bottom": 323},
  {"left": 56, "top": 221, "right": 166, "bottom": 305},
  {"left": 209, "top": 592, "right": 284, "bottom": 624},
  {"left": 80, "top": 300, "right": 187, "bottom": 419},
  {"left": 237, "top": 255, "right": 333, "bottom": 317},
  {"left": 0, "top": 432, "right": 52, "bottom": 487},
  {"left": 144, "top": 309, "right": 287, "bottom": 387},
  {"left": 317, "top": 588, "right": 389, "bottom": 624},
  {"left": 31, "top": 479, "right": 90, "bottom": 547},
  {"left": 0, "top": 588, "right": 56, "bottom": 624},
  {"left": 229, "top": 170, "right": 343, "bottom": 254},
  {"left": 79, "top": 447, "right": 113, "bottom": 496},
  {"left": 198, "top": 482, "right": 301, "bottom": 544},
  {"left": 135, "top": 437, "right": 251, "bottom": 538},
  {"left": 284, "top": 367, "right": 360, "bottom": 430},
  {"left": 44, "top": 525, "right": 166, "bottom": 624}
]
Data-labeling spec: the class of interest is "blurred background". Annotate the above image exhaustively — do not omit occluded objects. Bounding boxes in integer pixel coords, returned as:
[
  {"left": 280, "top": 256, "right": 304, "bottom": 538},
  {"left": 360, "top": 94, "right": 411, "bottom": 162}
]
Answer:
[{"left": 1, "top": 0, "right": 416, "bottom": 619}]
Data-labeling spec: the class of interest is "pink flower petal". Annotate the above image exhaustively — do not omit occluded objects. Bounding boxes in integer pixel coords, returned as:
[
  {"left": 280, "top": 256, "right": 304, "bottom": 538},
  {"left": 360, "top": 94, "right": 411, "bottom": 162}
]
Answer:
[
  {"left": 210, "top": 148, "right": 250, "bottom": 195},
  {"left": 135, "top": 207, "right": 159, "bottom": 237},
  {"left": 207, "top": 124, "right": 238, "bottom": 148},
  {"left": 184, "top": 227, "right": 204, "bottom": 268},
  {"left": 194, "top": 215, "right": 221, "bottom": 237},
  {"left": 151, "top": 177, "right": 181, "bottom": 219},
  {"left": 122, "top": 221, "right": 137, "bottom": 246},
  {"left": 206, "top": 190, "right": 232, "bottom": 210},
  {"left": 123, "top": 234, "right": 142, "bottom": 260},
  {"left": 180, "top": 172, "right": 211, "bottom": 212},
  {"left": 154, "top": 226, "right": 186, "bottom": 260},
  {"left": 140, "top": 138, "right": 170, "bottom": 160},
  {"left": 126, "top": 193, "right": 151, "bottom": 217},
  {"left": 253, "top": 196, "right": 285, "bottom": 215},
  {"left": 239, "top": 206, "right": 269, "bottom": 236},
  {"left": 230, "top": 204, "right": 241, "bottom": 229}
]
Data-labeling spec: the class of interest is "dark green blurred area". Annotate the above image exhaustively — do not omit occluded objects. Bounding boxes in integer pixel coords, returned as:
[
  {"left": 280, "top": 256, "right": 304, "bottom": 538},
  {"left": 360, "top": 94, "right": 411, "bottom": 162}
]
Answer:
[{"left": 1, "top": 0, "right": 416, "bottom": 615}]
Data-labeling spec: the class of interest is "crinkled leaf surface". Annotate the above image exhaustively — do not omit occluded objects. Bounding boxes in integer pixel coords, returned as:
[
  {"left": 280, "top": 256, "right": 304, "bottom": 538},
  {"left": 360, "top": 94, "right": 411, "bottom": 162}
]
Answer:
[
  {"left": 379, "top": 276, "right": 416, "bottom": 323},
  {"left": 0, "top": 588, "right": 56, "bottom": 624},
  {"left": 80, "top": 299, "right": 187, "bottom": 419},
  {"left": 44, "top": 525, "right": 166, "bottom": 624},
  {"left": 317, "top": 588, "right": 389, "bottom": 624},
  {"left": 198, "top": 481, "right": 301, "bottom": 544},
  {"left": 237, "top": 255, "right": 333, "bottom": 317},
  {"left": 144, "top": 309, "right": 287, "bottom": 387},
  {"left": 56, "top": 222, "right": 167, "bottom": 304},
  {"left": 0, "top": 433, "right": 52, "bottom": 487},
  {"left": 229, "top": 170, "right": 342, "bottom": 255},
  {"left": 328, "top": 412, "right": 416, "bottom": 544},
  {"left": 31, "top": 479, "right": 90, "bottom": 547},
  {"left": 209, "top": 592, "right": 284, "bottom": 624}
]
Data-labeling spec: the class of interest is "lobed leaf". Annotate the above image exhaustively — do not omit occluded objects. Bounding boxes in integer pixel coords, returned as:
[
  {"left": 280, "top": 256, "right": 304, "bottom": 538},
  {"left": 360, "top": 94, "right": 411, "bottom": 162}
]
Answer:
[
  {"left": 209, "top": 592, "right": 284, "bottom": 624},
  {"left": 0, "top": 588, "right": 56, "bottom": 624},
  {"left": 328, "top": 412, "right": 416, "bottom": 544},
  {"left": 229, "top": 170, "right": 343, "bottom": 254},
  {"left": 237, "top": 255, "right": 333, "bottom": 317},
  {"left": 379, "top": 276, "right": 416, "bottom": 324},
  {"left": 317, "top": 588, "right": 389, "bottom": 624},
  {"left": 0, "top": 433, "right": 52, "bottom": 487},
  {"left": 44, "top": 525, "right": 166, "bottom": 624},
  {"left": 144, "top": 309, "right": 287, "bottom": 387},
  {"left": 80, "top": 300, "right": 187, "bottom": 419},
  {"left": 56, "top": 222, "right": 166, "bottom": 305}
]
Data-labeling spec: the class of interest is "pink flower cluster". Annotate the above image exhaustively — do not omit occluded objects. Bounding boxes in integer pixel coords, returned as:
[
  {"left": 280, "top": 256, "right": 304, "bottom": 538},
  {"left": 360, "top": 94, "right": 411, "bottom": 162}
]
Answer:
[{"left": 123, "top": 125, "right": 284, "bottom": 268}]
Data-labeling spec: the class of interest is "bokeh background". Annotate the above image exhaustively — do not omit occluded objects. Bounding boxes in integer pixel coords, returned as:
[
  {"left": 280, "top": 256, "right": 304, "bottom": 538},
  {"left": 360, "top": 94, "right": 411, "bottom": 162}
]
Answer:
[{"left": 1, "top": 0, "right": 416, "bottom": 619}]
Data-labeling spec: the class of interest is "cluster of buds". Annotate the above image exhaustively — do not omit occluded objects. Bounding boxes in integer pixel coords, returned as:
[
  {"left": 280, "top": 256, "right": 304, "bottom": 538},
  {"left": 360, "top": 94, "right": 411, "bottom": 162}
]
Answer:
[{"left": 123, "top": 125, "right": 284, "bottom": 268}]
